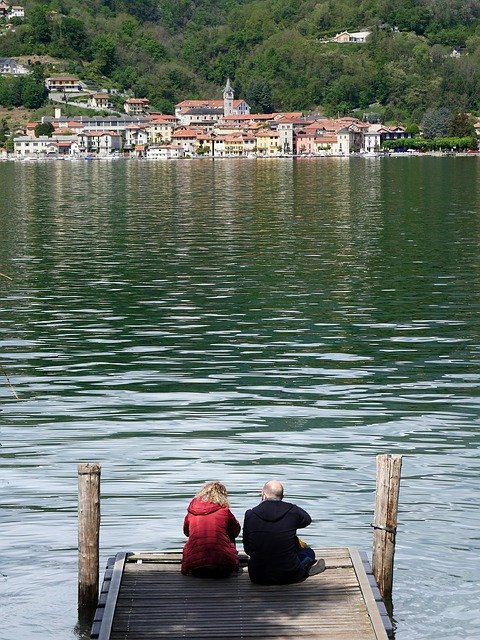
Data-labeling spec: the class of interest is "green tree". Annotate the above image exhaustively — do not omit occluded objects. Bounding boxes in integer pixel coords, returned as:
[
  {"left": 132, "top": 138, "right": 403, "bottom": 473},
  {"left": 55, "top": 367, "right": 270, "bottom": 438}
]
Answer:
[
  {"left": 22, "top": 75, "right": 48, "bottom": 109},
  {"left": 449, "top": 111, "right": 475, "bottom": 137},
  {"left": 34, "top": 122, "right": 55, "bottom": 137},
  {"left": 245, "top": 79, "right": 273, "bottom": 113},
  {"left": 421, "top": 107, "right": 452, "bottom": 138},
  {"left": 0, "top": 118, "right": 9, "bottom": 147},
  {"left": 91, "top": 34, "right": 117, "bottom": 77},
  {"left": 28, "top": 5, "right": 52, "bottom": 45},
  {"left": 60, "top": 17, "right": 91, "bottom": 57}
]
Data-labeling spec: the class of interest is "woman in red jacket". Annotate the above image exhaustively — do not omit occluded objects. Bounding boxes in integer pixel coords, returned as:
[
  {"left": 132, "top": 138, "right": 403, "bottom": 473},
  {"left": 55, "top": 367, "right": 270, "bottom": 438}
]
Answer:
[{"left": 181, "top": 481, "right": 241, "bottom": 578}]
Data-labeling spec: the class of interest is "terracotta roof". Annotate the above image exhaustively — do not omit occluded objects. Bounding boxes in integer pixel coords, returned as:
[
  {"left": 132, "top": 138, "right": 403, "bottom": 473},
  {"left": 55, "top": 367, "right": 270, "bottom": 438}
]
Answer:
[
  {"left": 176, "top": 99, "right": 245, "bottom": 109},
  {"left": 81, "top": 130, "right": 120, "bottom": 137},
  {"left": 276, "top": 117, "right": 306, "bottom": 125},
  {"left": 274, "top": 113, "right": 304, "bottom": 122},
  {"left": 148, "top": 115, "right": 177, "bottom": 123},
  {"left": 255, "top": 130, "right": 280, "bottom": 137},
  {"left": 46, "top": 75, "right": 80, "bottom": 82},
  {"left": 172, "top": 129, "right": 198, "bottom": 138},
  {"left": 126, "top": 98, "right": 149, "bottom": 104},
  {"left": 221, "top": 114, "right": 253, "bottom": 121}
]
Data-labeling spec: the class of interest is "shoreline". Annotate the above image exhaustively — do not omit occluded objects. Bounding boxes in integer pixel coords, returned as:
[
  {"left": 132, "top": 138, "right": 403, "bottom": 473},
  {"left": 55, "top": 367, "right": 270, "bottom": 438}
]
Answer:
[{"left": 2, "top": 151, "right": 479, "bottom": 162}]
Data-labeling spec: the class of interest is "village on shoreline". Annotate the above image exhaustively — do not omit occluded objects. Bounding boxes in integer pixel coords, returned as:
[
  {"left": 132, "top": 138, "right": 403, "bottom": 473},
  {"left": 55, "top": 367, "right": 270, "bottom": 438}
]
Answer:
[{"left": 3, "top": 78, "right": 480, "bottom": 160}]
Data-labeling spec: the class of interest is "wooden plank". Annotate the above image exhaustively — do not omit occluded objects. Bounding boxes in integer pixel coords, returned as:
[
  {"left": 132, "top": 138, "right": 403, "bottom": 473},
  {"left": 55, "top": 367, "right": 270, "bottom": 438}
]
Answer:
[
  {"left": 97, "top": 552, "right": 127, "bottom": 640},
  {"left": 349, "top": 547, "right": 389, "bottom": 640},
  {"left": 93, "top": 549, "right": 390, "bottom": 640}
]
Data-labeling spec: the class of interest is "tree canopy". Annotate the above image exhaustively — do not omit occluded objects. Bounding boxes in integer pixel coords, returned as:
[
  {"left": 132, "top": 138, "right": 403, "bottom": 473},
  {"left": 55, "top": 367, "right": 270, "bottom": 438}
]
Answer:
[{"left": 1, "top": 0, "right": 480, "bottom": 123}]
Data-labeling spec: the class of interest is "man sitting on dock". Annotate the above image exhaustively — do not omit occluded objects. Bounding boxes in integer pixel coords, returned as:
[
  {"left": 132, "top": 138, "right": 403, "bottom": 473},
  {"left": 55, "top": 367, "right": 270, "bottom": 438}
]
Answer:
[{"left": 242, "top": 480, "right": 325, "bottom": 585}]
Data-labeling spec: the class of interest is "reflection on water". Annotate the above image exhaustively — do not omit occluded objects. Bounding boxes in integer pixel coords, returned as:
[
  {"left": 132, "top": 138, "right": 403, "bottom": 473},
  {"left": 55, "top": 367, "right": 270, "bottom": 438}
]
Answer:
[{"left": 1, "top": 158, "right": 480, "bottom": 640}]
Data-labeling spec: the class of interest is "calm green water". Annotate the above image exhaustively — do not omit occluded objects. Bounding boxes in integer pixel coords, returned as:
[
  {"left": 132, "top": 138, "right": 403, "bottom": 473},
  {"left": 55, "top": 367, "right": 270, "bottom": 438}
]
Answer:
[{"left": 0, "top": 157, "right": 479, "bottom": 640}]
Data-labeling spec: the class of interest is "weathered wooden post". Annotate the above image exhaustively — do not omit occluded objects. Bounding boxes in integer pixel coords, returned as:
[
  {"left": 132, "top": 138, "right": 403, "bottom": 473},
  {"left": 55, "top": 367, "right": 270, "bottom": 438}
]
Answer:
[
  {"left": 78, "top": 462, "right": 101, "bottom": 615},
  {"left": 372, "top": 453, "right": 402, "bottom": 603}
]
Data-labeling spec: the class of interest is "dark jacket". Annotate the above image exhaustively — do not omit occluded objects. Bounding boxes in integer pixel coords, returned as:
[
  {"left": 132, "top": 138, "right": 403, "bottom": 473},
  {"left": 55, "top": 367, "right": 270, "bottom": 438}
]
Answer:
[
  {"left": 242, "top": 499, "right": 312, "bottom": 585},
  {"left": 181, "top": 497, "right": 241, "bottom": 575}
]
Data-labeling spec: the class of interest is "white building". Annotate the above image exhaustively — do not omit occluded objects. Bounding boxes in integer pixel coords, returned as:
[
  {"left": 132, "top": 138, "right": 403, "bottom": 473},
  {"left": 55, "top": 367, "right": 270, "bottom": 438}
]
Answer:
[
  {"left": 124, "top": 125, "right": 149, "bottom": 148},
  {"left": 333, "top": 31, "right": 371, "bottom": 43},
  {"left": 14, "top": 135, "right": 80, "bottom": 157},
  {"left": 9, "top": 5, "right": 25, "bottom": 18},
  {"left": 77, "top": 131, "right": 122, "bottom": 154},
  {"left": 87, "top": 93, "right": 112, "bottom": 109},
  {"left": 46, "top": 76, "right": 84, "bottom": 92},
  {"left": 362, "top": 124, "right": 410, "bottom": 152},
  {"left": 124, "top": 98, "right": 150, "bottom": 115},
  {"left": 146, "top": 145, "right": 185, "bottom": 159},
  {"left": 0, "top": 57, "right": 29, "bottom": 75}
]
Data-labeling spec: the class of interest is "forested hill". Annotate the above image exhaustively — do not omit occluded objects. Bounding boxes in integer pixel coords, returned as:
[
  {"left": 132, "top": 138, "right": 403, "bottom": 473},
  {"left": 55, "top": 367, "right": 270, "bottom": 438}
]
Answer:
[{"left": 2, "top": 0, "right": 480, "bottom": 122}]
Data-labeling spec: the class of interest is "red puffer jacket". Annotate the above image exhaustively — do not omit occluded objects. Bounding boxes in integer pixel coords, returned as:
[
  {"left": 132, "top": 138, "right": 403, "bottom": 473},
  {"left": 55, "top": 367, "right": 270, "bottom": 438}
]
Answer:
[{"left": 181, "top": 497, "right": 241, "bottom": 575}]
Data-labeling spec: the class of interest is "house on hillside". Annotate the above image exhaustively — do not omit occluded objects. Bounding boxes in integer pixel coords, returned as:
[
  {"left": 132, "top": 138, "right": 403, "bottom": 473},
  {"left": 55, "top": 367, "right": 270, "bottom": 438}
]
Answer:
[
  {"left": 332, "top": 30, "right": 371, "bottom": 43},
  {"left": 87, "top": 93, "right": 112, "bottom": 109},
  {"left": 9, "top": 5, "right": 25, "bottom": 18},
  {"left": 124, "top": 98, "right": 150, "bottom": 115},
  {"left": 0, "top": 57, "right": 29, "bottom": 75},
  {"left": 0, "top": 2, "right": 8, "bottom": 17},
  {"left": 46, "top": 75, "right": 84, "bottom": 92}
]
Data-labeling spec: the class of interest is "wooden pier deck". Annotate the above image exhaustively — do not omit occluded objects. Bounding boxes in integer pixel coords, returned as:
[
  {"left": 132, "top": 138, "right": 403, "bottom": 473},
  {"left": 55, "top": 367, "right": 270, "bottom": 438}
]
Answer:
[{"left": 91, "top": 548, "right": 393, "bottom": 640}]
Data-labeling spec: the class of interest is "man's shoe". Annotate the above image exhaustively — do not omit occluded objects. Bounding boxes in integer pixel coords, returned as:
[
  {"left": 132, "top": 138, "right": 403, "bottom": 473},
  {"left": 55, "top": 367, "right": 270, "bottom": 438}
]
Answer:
[{"left": 308, "top": 559, "right": 326, "bottom": 576}]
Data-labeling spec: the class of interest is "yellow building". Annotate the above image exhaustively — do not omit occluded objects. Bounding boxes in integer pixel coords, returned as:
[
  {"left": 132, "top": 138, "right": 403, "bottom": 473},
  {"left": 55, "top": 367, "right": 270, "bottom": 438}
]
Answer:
[{"left": 255, "top": 129, "right": 281, "bottom": 155}]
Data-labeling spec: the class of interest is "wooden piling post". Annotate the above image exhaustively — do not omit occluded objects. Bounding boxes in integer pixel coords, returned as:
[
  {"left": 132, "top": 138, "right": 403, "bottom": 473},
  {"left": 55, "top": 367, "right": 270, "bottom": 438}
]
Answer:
[
  {"left": 78, "top": 462, "right": 101, "bottom": 614},
  {"left": 372, "top": 453, "right": 402, "bottom": 602}
]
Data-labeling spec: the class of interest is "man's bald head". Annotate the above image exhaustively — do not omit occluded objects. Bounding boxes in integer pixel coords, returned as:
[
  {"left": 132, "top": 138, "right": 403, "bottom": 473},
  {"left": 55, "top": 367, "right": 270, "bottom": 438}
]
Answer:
[{"left": 262, "top": 480, "right": 284, "bottom": 501}]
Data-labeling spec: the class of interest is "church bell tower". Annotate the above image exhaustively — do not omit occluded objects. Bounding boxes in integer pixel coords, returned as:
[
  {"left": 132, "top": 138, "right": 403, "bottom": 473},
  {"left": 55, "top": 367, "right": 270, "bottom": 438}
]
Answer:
[{"left": 223, "top": 78, "right": 234, "bottom": 116}]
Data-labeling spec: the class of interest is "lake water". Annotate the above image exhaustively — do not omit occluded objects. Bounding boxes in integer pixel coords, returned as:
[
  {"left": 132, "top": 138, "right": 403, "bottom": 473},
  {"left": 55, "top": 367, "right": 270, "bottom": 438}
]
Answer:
[{"left": 0, "top": 157, "right": 479, "bottom": 640}]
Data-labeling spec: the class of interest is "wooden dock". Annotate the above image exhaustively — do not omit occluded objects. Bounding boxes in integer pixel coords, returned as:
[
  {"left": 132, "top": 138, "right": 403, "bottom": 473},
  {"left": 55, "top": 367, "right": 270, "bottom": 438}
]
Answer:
[{"left": 91, "top": 548, "right": 393, "bottom": 640}]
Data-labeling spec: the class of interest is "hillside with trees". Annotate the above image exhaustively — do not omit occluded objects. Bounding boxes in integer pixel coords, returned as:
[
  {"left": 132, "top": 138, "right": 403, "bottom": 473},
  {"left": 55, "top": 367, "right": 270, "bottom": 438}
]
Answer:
[{"left": 1, "top": 0, "right": 480, "bottom": 124}]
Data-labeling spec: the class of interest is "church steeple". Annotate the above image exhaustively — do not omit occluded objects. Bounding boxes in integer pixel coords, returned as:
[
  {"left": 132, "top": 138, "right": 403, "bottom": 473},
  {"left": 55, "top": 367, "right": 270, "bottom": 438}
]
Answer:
[{"left": 223, "top": 78, "right": 234, "bottom": 116}]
